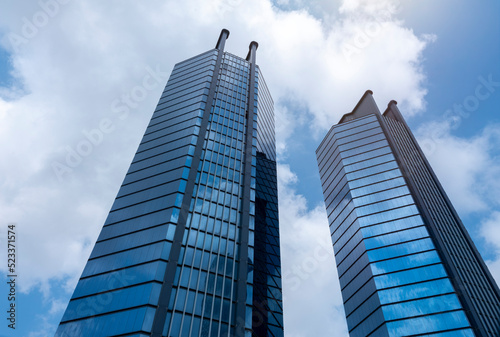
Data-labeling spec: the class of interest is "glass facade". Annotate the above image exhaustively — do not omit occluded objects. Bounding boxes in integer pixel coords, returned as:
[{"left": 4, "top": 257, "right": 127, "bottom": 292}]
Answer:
[
  {"left": 56, "top": 30, "right": 283, "bottom": 337},
  {"left": 316, "top": 91, "right": 500, "bottom": 337}
]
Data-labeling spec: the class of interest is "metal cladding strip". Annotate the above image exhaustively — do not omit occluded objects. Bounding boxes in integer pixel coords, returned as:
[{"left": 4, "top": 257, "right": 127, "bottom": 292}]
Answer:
[
  {"left": 384, "top": 101, "right": 500, "bottom": 336},
  {"left": 374, "top": 110, "right": 485, "bottom": 337},
  {"left": 234, "top": 41, "right": 259, "bottom": 337},
  {"left": 386, "top": 101, "right": 500, "bottom": 298},
  {"left": 150, "top": 30, "right": 229, "bottom": 337}
]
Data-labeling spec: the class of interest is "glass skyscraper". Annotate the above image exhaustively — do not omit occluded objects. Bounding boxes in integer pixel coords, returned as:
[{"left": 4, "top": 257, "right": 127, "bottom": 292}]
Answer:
[
  {"left": 56, "top": 29, "right": 283, "bottom": 337},
  {"left": 316, "top": 91, "right": 500, "bottom": 337}
]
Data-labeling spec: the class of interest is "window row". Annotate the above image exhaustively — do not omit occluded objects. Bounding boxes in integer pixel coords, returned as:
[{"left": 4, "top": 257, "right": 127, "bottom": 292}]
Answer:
[
  {"left": 368, "top": 238, "right": 435, "bottom": 262},
  {"left": 146, "top": 107, "right": 202, "bottom": 139},
  {"left": 200, "top": 158, "right": 242, "bottom": 176},
  {"left": 82, "top": 241, "right": 171, "bottom": 277},
  {"left": 139, "top": 119, "right": 200, "bottom": 151},
  {"left": 337, "top": 132, "right": 387, "bottom": 155},
  {"left": 179, "top": 247, "right": 237, "bottom": 275},
  {"left": 123, "top": 157, "right": 189, "bottom": 187},
  {"left": 161, "top": 73, "right": 212, "bottom": 101},
  {"left": 182, "top": 229, "right": 237, "bottom": 256},
  {"left": 352, "top": 185, "right": 409, "bottom": 208},
  {"left": 158, "top": 81, "right": 211, "bottom": 107},
  {"left": 354, "top": 195, "right": 414, "bottom": 217},
  {"left": 168, "top": 61, "right": 214, "bottom": 86},
  {"left": 378, "top": 277, "right": 455, "bottom": 304},
  {"left": 92, "top": 225, "right": 171, "bottom": 259},
  {"left": 132, "top": 135, "right": 196, "bottom": 165},
  {"left": 172, "top": 51, "right": 216, "bottom": 76},
  {"left": 56, "top": 306, "right": 155, "bottom": 337},
  {"left": 164, "top": 311, "right": 234, "bottom": 337},
  {"left": 364, "top": 225, "right": 429, "bottom": 251},
  {"left": 316, "top": 114, "right": 377, "bottom": 162},
  {"left": 128, "top": 144, "right": 194, "bottom": 174},
  {"left": 106, "top": 193, "right": 179, "bottom": 224},
  {"left": 150, "top": 100, "right": 203, "bottom": 125},
  {"left": 63, "top": 282, "right": 161, "bottom": 321},
  {"left": 175, "top": 269, "right": 236, "bottom": 300},
  {"left": 344, "top": 152, "right": 395, "bottom": 175},
  {"left": 74, "top": 261, "right": 167, "bottom": 298},
  {"left": 385, "top": 310, "right": 471, "bottom": 336},
  {"left": 167, "top": 67, "right": 213, "bottom": 92},
  {"left": 112, "top": 181, "right": 182, "bottom": 211},
  {"left": 195, "top": 173, "right": 242, "bottom": 196},
  {"left": 100, "top": 208, "right": 174, "bottom": 240},
  {"left": 374, "top": 263, "right": 447, "bottom": 289},
  {"left": 194, "top": 186, "right": 240, "bottom": 208}
]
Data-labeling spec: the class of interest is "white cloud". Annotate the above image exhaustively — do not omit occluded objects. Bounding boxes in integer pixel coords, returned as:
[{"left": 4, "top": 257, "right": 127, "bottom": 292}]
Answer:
[
  {"left": 252, "top": 0, "right": 432, "bottom": 134},
  {"left": 27, "top": 312, "right": 58, "bottom": 337},
  {"left": 416, "top": 121, "right": 500, "bottom": 215},
  {"left": 480, "top": 211, "right": 500, "bottom": 284},
  {"left": 339, "top": 0, "right": 398, "bottom": 15},
  {"left": 415, "top": 120, "right": 500, "bottom": 287},
  {"left": 278, "top": 164, "right": 348, "bottom": 336}
]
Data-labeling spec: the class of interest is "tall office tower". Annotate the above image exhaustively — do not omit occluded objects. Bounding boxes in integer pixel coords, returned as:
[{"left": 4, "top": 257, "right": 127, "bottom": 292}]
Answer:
[
  {"left": 316, "top": 91, "right": 500, "bottom": 337},
  {"left": 56, "top": 29, "right": 283, "bottom": 337}
]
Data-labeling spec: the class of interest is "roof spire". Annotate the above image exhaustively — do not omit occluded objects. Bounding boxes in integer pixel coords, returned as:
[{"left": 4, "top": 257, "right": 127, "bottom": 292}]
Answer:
[{"left": 216, "top": 29, "right": 230, "bottom": 50}]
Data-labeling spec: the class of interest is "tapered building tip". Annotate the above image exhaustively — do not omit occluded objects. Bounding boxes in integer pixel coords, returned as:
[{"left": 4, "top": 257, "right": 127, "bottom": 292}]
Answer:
[
  {"left": 216, "top": 29, "right": 230, "bottom": 50},
  {"left": 246, "top": 41, "right": 259, "bottom": 62},
  {"left": 249, "top": 41, "right": 259, "bottom": 50}
]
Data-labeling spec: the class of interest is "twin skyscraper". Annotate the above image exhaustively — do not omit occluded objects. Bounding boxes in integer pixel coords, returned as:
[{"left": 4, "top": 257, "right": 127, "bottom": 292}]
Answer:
[
  {"left": 57, "top": 30, "right": 499, "bottom": 336},
  {"left": 317, "top": 91, "right": 500, "bottom": 336}
]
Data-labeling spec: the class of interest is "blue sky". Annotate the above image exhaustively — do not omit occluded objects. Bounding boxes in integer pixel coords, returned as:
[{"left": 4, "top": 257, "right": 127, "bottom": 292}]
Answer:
[{"left": 0, "top": 1, "right": 499, "bottom": 336}]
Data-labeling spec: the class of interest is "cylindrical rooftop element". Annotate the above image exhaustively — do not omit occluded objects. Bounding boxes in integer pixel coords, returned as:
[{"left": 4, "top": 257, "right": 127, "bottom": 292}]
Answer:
[
  {"left": 216, "top": 29, "right": 230, "bottom": 50},
  {"left": 246, "top": 41, "right": 259, "bottom": 63},
  {"left": 383, "top": 99, "right": 403, "bottom": 121}
]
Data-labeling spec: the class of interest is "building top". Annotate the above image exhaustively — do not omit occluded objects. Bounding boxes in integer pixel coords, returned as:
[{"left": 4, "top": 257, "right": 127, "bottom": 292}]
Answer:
[
  {"left": 246, "top": 41, "right": 259, "bottom": 62},
  {"left": 215, "top": 28, "right": 230, "bottom": 50},
  {"left": 214, "top": 29, "right": 259, "bottom": 65},
  {"left": 382, "top": 99, "right": 404, "bottom": 122},
  {"left": 338, "top": 90, "right": 380, "bottom": 124}
]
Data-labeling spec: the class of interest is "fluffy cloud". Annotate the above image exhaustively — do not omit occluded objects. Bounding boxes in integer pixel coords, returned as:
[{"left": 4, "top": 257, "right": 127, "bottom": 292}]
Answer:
[
  {"left": 416, "top": 120, "right": 500, "bottom": 287},
  {"left": 480, "top": 212, "right": 500, "bottom": 284},
  {"left": 416, "top": 121, "right": 500, "bottom": 215},
  {"left": 253, "top": 0, "right": 432, "bottom": 134},
  {"left": 278, "top": 164, "right": 348, "bottom": 336}
]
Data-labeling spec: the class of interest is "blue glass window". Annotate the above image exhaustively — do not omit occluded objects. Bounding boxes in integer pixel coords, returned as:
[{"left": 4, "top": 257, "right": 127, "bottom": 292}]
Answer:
[
  {"left": 386, "top": 310, "right": 471, "bottom": 336},
  {"left": 353, "top": 186, "right": 410, "bottom": 207},
  {"left": 358, "top": 205, "right": 419, "bottom": 227},
  {"left": 378, "top": 278, "right": 455, "bottom": 304},
  {"left": 367, "top": 237, "right": 435, "bottom": 262},
  {"left": 371, "top": 250, "right": 441, "bottom": 275},
  {"left": 364, "top": 225, "right": 429, "bottom": 250},
  {"left": 382, "top": 293, "right": 462, "bottom": 320},
  {"left": 374, "top": 263, "right": 447, "bottom": 289}
]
